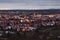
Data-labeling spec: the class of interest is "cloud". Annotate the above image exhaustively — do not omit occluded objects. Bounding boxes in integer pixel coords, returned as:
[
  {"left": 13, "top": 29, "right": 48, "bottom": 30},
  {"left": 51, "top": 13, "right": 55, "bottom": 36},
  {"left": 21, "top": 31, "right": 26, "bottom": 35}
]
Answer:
[
  {"left": 0, "top": 0, "right": 60, "bottom": 9},
  {"left": 0, "top": 3, "right": 60, "bottom": 9}
]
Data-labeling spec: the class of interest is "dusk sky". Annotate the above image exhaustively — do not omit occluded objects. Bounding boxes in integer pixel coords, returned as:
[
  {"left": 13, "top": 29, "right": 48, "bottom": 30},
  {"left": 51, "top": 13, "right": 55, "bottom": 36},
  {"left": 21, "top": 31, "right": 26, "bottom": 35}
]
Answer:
[{"left": 0, "top": 0, "right": 60, "bottom": 9}]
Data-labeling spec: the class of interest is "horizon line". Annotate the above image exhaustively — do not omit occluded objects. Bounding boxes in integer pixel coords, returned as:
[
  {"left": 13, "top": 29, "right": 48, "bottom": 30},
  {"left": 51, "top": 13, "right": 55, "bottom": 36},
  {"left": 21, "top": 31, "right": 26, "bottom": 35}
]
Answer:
[{"left": 0, "top": 8, "right": 60, "bottom": 10}]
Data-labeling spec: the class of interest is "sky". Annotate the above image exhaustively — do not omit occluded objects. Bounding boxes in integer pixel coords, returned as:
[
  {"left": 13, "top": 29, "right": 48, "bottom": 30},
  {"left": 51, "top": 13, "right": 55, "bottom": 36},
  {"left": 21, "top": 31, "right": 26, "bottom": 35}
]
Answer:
[{"left": 0, "top": 0, "right": 60, "bottom": 9}]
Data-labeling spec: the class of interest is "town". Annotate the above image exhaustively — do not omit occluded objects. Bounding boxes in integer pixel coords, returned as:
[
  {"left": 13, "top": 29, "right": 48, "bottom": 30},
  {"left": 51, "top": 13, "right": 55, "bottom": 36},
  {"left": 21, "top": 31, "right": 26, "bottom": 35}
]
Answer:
[{"left": 0, "top": 10, "right": 60, "bottom": 40}]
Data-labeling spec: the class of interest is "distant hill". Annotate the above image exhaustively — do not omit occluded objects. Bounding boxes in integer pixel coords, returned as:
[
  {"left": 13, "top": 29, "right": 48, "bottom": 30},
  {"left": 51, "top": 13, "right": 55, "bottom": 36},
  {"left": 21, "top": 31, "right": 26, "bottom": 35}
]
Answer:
[{"left": 0, "top": 9, "right": 60, "bottom": 15}]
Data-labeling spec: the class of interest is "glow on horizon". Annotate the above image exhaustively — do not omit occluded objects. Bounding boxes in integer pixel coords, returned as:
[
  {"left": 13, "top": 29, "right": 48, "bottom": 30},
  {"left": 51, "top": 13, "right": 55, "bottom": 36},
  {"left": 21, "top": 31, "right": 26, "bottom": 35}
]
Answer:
[
  {"left": 0, "top": 8, "right": 11, "bottom": 10},
  {"left": 0, "top": 6, "right": 60, "bottom": 10}
]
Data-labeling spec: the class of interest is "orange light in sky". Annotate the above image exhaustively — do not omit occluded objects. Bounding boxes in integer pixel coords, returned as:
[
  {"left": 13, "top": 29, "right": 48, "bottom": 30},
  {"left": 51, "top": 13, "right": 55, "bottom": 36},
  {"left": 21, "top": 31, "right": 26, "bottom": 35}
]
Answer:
[{"left": 0, "top": 8, "right": 10, "bottom": 10}]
